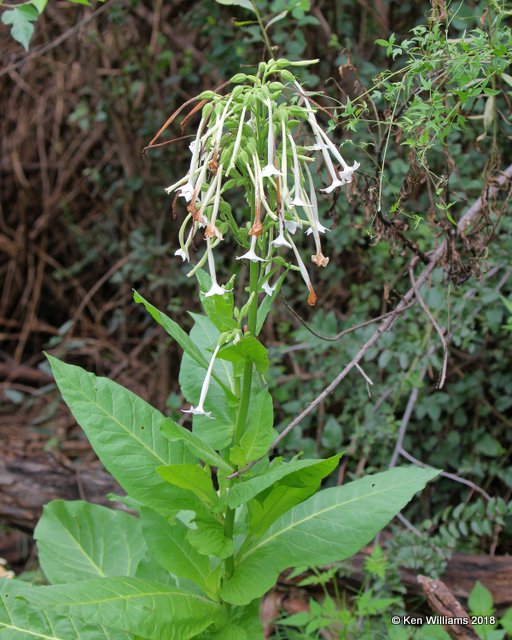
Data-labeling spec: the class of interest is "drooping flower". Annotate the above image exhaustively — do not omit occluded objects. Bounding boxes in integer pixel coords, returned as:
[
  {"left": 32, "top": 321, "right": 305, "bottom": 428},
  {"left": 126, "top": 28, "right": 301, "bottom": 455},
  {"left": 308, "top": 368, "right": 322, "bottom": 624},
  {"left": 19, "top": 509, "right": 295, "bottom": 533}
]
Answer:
[
  {"left": 261, "top": 99, "right": 281, "bottom": 178},
  {"left": 182, "top": 344, "right": 221, "bottom": 417},
  {"left": 236, "top": 235, "right": 264, "bottom": 262},
  {"left": 288, "top": 232, "right": 317, "bottom": 306},
  {"left": 204, "top": 237, "right": 230, "bottom": 297},
  {"left": 226, "top": 104, "right": 247, "bottom": 176}
]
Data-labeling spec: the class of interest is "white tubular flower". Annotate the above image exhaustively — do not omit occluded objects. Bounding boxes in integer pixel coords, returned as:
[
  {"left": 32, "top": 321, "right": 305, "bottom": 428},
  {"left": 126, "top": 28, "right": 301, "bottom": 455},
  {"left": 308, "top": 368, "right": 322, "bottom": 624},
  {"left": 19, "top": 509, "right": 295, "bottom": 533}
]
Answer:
[
  {"left": 226, "top": 104, "right": 247, "bottom": 175},
  {"left": 165, "top": 174, "right": 189, "bottom": 195},
  {"left": 271, "top": 215, "right": 292, "bottom": 249},
  {"left": 285, "top": 219, "right": 299, "bottom": 234},
  {"left": 246, "top": 161, "right": 277, "bottom": 223},
  {"left": 236, "top": 235, "right": 264, "bottom": 262},
  {"left": 182, "top": 344, "right": 221, "bottom": 417},
  {"left": 204, "top": 237, "right": 230, "bottom": 297},
  {"left": 262, "top": 262, "right": 277, "bottom": 296},
  {"left": 304, "top": 163, "right": 330, "bottom": 235},
  {"left": 288, "top": 232, "right": 317, "bottom": 306},
  {"left": 314, "top": 122, "right": 360, "bottom": 182},
  {"left": 180, "top": 115, "right": 208, "bottom": 198},
  {"left": 196, "top": 169, "right": 221, "bottom": 227},
  {"left": 205, "top": 164, "right": 223, "bottom": 240},
  {"left": 261, "top": 99, "right": 281, "bottom": 178},
  {"left": 288, "top": 133, "right": 307, "bottom": 207},
  {"left": 280, "top": 117, "right": 291, "bottom": 207},
  {"left": 213, "top": 95, "right": 234, "bottom": 154}
]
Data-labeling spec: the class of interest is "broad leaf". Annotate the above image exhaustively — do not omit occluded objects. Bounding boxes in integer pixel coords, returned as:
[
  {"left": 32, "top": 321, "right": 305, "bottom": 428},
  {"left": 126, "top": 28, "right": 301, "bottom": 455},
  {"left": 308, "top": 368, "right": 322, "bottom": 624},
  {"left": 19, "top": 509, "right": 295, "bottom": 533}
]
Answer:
[
  {"left": 224, "top": 454, "right": 342, "bottom": 509},
  {"left": 187, "top": 516, "right": 234, "bottom": 559},
  {"left": 31, "top": 0, "right": 48, "bottom": 13},
  {"left": 1, "top": 8, "right": 36, "bottom": 51},
  {"left": 215, "top": 0, "right": 256, "bottom": 12},
  {"left": 28, "top": 577, "right": 225, "bottom": 640},
  {"left": 0, "top": 580, "right": 130, "bottom": 640},
  {"left": 218, "top": 335, "right": 269, "bottom": 373},
  {"left": 161, "top": 419, "right": 233, "bottom": 472},
  {"left": 221, "top": 466, "right": 440, "bottom": 604},
  {"left": 248, "top": 483, "right": 316, "bottom": 536},
  {"left": 230, "top": 389, "right": 275, "bottom": 467},
  {"left": 196, "top": 269, "right": 237, "bottom": 331},
  {"left": 35, "top": 501, "right": 145, "bottom": 583},
  {"left": 157, "top": 464, "right": 218, "bottom": 508},
  {"left": 47, "top": 355, "right": 192, "bottom": 518},
  {"left": 140, "top": 508, "right": 212, "bottom": 592}
]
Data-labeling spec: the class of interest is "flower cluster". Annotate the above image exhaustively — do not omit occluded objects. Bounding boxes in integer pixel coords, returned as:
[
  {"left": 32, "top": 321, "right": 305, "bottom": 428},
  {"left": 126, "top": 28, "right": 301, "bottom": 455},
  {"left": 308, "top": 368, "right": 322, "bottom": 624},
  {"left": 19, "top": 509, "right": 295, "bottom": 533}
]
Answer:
[{"left": 166, "top": 60, "right": 359, "bottom": 306}]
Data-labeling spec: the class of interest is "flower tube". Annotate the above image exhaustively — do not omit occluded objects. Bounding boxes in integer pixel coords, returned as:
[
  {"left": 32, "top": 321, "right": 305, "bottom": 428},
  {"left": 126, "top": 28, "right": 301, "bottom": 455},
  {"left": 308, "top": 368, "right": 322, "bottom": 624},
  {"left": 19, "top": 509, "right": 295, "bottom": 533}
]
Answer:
[
  {"left": 261, "top": 99, "right": 281, "bottom": 178},
  {"left": 226, "top": 104, "right": 247, "bottom": 176},
  {"left": 182, "top": 343, "right": 221, "bottom": 417},
  {"left": 204, "top": 236, "right": 230, "bottom": 297},
  {"left": 287, "top": 232, "right": 317, "bottom": 306},
  {"left": 236, "top": 235, "right": 264, "bottom": 262}
]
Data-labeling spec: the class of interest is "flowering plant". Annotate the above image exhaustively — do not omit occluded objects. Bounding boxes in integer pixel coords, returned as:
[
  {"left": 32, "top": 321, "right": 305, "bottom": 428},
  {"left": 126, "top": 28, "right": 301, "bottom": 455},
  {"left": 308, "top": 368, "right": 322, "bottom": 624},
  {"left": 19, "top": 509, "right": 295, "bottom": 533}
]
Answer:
[{"left": 0, "top": 61, "right": 438, "bottom": 640}]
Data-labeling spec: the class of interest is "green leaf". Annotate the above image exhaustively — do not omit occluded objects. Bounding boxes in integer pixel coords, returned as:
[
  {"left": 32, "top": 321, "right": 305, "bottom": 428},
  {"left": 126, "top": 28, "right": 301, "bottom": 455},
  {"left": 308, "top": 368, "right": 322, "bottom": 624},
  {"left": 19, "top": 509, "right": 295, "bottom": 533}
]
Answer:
[
  {"left": 27, "top": 577, "right": 225, "bottom": 640},
  {"left": 157, "top": 464, "right": 218, "bottom": 508},
  {"left": 66, "top": 0, "right": 92, "bottom": 5},
  {"left": 221, "top": 466, "right": 440, "bottom": 604},
  {"left": 187, "top": 516, "right": 234, "bottom": 559},
  {"left": 1, "top": 8, "right": 36, "bottom": 51},
  {"left": 47, "top": 355, "right": 191, "bottom": 519},
  {"left": 140, "top": 508, "right": 212, "bottom": 593},
  {"left": 31, "top": 0, "right": 48, "bottom": 13},
  {"left": 0, "top": 580, "right": 130, "bottom": 640},
  {"left": 196, "top": 269, "right": 237, "bottom": 332},
  {"left": 161, "top": 419, "right": 233, "bottom": 472},
  {"left": 224, "top": 454, "right": 342, "bottom": 510},
  {"left": 230, "top": 389, "right": 275, "bottom": 467},
  {"left": 215, "top": 0, "right": 256, "bottom": 13},
  {"left": 35, "top": 501, "right": 145, "bottom": 583},
  {"left": 468, "top": 581, "right": 494, "bottom": 616},
  {"left": 218, "top": 335, "right": 269, "bottom": 373},
  {"left": 134, "top": 290, "right": 209, "bottom": 372}
]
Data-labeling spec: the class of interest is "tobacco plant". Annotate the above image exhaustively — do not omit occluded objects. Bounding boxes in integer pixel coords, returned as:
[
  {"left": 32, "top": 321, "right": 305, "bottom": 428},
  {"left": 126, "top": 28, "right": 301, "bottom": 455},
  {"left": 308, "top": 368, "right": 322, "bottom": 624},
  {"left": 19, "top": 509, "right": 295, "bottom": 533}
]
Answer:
[{"left": 0, "top": 60, "right": 439, "bottom": 639}]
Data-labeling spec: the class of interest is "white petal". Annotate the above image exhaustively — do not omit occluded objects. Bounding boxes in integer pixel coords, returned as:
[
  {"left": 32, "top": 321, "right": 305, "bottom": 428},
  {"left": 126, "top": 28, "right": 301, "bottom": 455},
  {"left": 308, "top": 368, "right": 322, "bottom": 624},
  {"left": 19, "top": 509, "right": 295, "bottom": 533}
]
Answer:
[
  {"left": 204, "top": 283, "right": 230, "bottom": 297},
  {"left": 236, "top": 249, "right": 264, "bottom": 262},
  {"left": 182, "top": 405, "right": 213, "bottom": 418},
  {"left": 261, "top": 163, "right": 281, "bottom": 178},
  {"left": 285, "top": 219, "right": 299, "bottom": 234},
  {"left": 262, "top": 281, "right": 276, "bottom": 296},
  {"left": 271, "top": 232, "right": 292, "bottom": 249},
  {"left": 174, "top": 248, "right": 189, "bottom": 262}
]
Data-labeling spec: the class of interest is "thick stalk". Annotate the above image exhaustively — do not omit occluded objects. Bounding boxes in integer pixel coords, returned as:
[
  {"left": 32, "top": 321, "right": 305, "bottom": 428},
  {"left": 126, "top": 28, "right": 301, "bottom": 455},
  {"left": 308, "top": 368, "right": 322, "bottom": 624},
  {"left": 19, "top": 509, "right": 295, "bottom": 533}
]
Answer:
[{"left": 224, "top": 259, "right": 259, "bottom": 578}]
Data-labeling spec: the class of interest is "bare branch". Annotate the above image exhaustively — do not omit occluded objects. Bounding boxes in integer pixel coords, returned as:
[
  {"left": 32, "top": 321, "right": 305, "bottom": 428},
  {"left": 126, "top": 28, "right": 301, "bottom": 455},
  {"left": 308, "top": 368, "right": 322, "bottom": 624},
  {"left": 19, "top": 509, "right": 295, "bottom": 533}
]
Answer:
[{"left": 409, "top": 266, "right": 448, "bottom": 388}]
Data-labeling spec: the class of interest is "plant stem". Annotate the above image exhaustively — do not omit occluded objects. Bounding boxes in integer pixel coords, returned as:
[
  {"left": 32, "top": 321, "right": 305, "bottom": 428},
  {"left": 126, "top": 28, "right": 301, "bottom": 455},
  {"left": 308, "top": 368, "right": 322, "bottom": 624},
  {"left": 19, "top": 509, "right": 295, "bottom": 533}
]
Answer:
[
  {"left": 251, "top": 1, "right": 273, "bottom": 59},
  {"left": 224, "top": 259, "right": 259, "bottom": 578},
  {"left": 234, "top": 258, "right": 259, "bottom": 444}
]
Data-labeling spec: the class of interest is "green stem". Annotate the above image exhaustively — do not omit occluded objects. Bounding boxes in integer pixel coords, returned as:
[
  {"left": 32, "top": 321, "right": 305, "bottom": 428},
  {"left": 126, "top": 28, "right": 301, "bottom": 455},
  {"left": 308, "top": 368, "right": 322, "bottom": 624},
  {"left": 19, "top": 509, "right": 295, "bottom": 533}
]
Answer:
[
  {"left": 223, "top": 259, "right": 260, "bottom": 579},
  {"left": 251, "top": 1, "right": 273, "bottom": 59}
]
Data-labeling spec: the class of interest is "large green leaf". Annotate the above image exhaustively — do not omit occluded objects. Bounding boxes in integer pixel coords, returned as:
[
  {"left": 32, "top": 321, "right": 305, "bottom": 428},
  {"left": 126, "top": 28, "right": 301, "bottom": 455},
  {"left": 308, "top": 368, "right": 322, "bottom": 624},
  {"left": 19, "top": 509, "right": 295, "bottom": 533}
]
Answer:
[
  {"left": 47, "top": 355, "right": 191, "bottom": 518},
  {"left": 0, "top": 580, "right": 130, "bottom": 640},
  {"left": 179, "top": 315, "right": 237, "bottom": 449},
  {"left": 224, "top": 454, "right": 342, "bottom": 510},
  {"left": 217, "top": 335, "right": 269, "bottom": 374},
  {"left": 28, "top": 577, "right": 225, "bottom": 640},
  {"left": 229, "top": 389, "right": 275, "bottom": 467},
  {"left": 160, "top": 419, "right": 233, "bottom": 473},
  {"left": 215, "top": 0, "right": 255, "bottom": 12},
  {"left": 221, "top": 466, "right": 440, "bottom": 604},
  {"left": 140, "top": 508, "right": 212, "bottom": 592},
  {"left": 157, "top": 464, "right": 218, "bottom": 509},
  {"left": 195, "top": 269, "right": 237, "bottom": 332},
  {"left": 35, "top": 501, "right": 145, "bottom": 584}
]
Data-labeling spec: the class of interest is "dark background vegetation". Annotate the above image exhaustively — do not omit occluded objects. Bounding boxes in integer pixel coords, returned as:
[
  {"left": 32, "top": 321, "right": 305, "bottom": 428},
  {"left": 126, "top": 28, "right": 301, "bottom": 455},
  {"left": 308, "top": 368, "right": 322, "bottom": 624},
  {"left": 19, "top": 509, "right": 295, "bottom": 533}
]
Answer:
[{"left": 1, "top": 0, "right": 511, "bottom": 624}]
